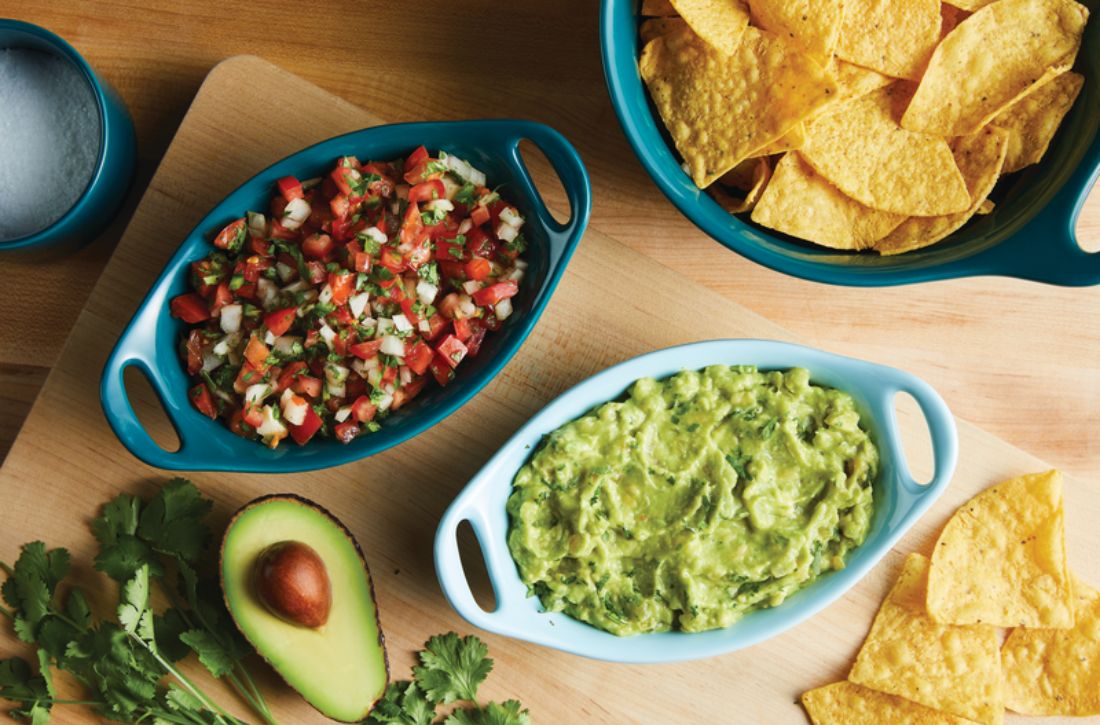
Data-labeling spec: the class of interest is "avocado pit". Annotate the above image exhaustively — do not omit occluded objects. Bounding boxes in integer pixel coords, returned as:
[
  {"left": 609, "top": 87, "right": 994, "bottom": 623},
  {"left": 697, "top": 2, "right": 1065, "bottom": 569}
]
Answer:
[{"left": 254, "top": 540, "right": 332, "bottom": 628}]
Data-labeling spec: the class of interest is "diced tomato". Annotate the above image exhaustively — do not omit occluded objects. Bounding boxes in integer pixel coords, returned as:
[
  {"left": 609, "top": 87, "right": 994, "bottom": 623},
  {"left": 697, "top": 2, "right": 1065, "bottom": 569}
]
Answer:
[
  {"left": 399, "top": 201, "right": 424, "bottom": 247},
  {"left": 423, "top": 313, "right": 449, "bottom": 341},
  {"left": 210, "top": 282, "right": 234, "bottom": 315},
  {"left": 191, "top": 259, "right": 225, "bottom": 295},
  {"left": 380, "top": 246, "right": 406, "bottom": 273},
  {"left": 276, "top": 176, "right": 304, "bottom": 202},
  {"left": 381, "top": 364, "right": 398, "bottom": 387},
  {"left": 185, "top": 329, "right": 206, "bottom": 375},
  {"left": 301, "top": 233, "right": 334, "bottom": 260},
  {"left": 426, "top": 213, "right": 459, "bottom": 240},
  {"left": 213, "top": 218, "right": 247, "bottom": 251},
  {"left": 329, "top": 305, "right": 355, "bottom": 327},
  {"left": 470, "top": 204, "right": 491, "bottom": 227},
  {"left": 452, "top": 317, "right": 473, "bottom": 342},
  {"left": 306, "top": 261, "right": 327, "bottom": 285},
  {"left": 276, "top": 361, "right": 308, "bottom": 392},
  {"left": 241, "top": 255, "right": 271, "bottom": 282},
  {"left": 330, "top": 194, "right": 350, "bottom": 220},
  {"left": 406, "top": 238, "right": 431, "bottom": 270},
  {"left": 264, "top": 307, "right": 297, "bottom": 337},
  {"left": 429, "top": 353, "right": 455, "bottom": 387},
  {"left": 465, "top": 324, "right": 488, "bottom": 357},
  {"left": 408, "top": 180, "right": 445, "bottom": 204},
  {"left": 234, "top": 361, "right": 264, "bottom": 394},
  {"left": 170, "top": 293, "right": 211, "bottom": 324},
  {"left": 345, "top": 375, "right": 366, "bottom": 400},
  {"left": 438, "top": 260, "right": 466, "bottom": 280},
  {"left": 249, "top": 236, "right": 272, "bottom": 257},
  {"left": 228, "top": 408, "right": 250, "bottom": 437},
  {"left": 399, "top": 298, "right": 421, "bottom": 325},
  {"left": 189, "top": 383, "right": 217, "bottom": 419},
  {"left": 334, "top": 420, "right": 360, "bottom": 444},
  {"left": 292, "top": 375, "right": 323, "bottom": 399},
  {"left": 436, "top": 334, "right": 468, "bottom": 369},
  {"left": 350, "top": 339, "right": 383, "bottom": 360},
  {"left": 392, "top": 376, "right": 428, "bottom": 410},
  {"left": 288, "top": 406, "right": 323, "bottom": 445},
  {"left": 404, "top": 340, "right": 434, "bottom": 375},
  {"left": 269, "top": 219, "right": 298, "bottom": 241},
  {"left": 464, "top": 257, "right": 491, "bottom": 282},
  {"left": 328, "top": 271, "right": 355, "bottom": 306},
  {"left": 354, "top": 251, "right": 371, "bottom": 273},
  {"left": 242, "top": 404, "right": 264, "bottom": 429},
  {"left": 243, "top": 337, "right": 271, "bottom": 370},
  {"left": 472, "top": 281, "right": 519, "bottom": 307},
  {"left": 435, "top": 238, "right": 467, "bottom": 262},
  {"left": 405, "top": 145, "right": 428, "bottom": 169},
  {"left": 331, "top": 166, "right": 363, "bottom": 197},
  {"left": 351, "top": 395, "right": 377, "bottom": 423}
]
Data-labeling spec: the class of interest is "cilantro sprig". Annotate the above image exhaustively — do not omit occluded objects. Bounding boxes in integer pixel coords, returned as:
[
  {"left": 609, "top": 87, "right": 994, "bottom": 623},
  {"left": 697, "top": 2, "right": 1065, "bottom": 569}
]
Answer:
[
  {"left": 368, "top": 633, "right": 530, "bottom": 725},
  {"left": 0, "top": 479, "right": 276, "bottom": 725}
]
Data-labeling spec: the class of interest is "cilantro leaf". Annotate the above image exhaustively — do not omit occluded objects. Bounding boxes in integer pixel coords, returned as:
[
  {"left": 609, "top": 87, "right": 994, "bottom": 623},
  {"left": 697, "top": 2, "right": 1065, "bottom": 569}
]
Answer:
[
  {"left": 94, "top": 534, "right": 163, "bottom": 583},
  {"left": 92, "top": 493, "right": 140, "bottom": 547},
  {"left": 154, "top": 607, "right": 192, "bottom": 662},
  {"left": 413, "top": 633, "right": 493, "bottom": 704},
  {"left": 136, "top": 478, "right": 212, "bottom": 563},
  {"left": 366, "top": 680, "right": 433, "bottom": 725},
  {"left": 117, "top": 565, "right": 155, "bottom": 644},
  {"left": 3, "top": 543, "right": 71, "bottom": 641},
  {"left": 179, "top": 629, "right": 235, "bottom": 678},
  {"left": 0, "top": 656, "right": 51, "bottom": 722},
  {"left": 445, "top": 701, "right": 531, "bottom": 725}
]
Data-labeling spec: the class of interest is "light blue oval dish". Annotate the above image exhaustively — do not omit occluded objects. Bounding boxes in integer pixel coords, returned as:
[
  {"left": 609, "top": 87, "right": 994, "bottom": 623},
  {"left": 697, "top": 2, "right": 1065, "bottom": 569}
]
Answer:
[
  {"left": 435, "top": 339, "right": 958, "bottom": 663},
  {"left": 600, "top": 0, "right": 1100, "bottom": 286},
  {"left": 101, "top": 120, "right": 591, "bottom": 473}
]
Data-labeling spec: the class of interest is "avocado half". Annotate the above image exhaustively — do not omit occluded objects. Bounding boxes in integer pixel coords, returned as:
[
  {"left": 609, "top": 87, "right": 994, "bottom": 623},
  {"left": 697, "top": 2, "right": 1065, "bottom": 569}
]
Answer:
[{"left": 221, "top": 494, "right": 389, "bottom": 722}]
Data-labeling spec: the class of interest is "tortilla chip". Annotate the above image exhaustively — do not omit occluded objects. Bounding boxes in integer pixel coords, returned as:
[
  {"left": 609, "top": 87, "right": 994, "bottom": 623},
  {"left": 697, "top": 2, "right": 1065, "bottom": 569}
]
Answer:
[
  {"left": 977, "top": 199, "right": 994, "bottom": 215},
  {"left": 901, "top": 0, "right": 1089, "bottom": 136},
  {"left": 800, "top": 85, "right": 970, "bottom": 216},
  {"left": 746, "top": 0, "right": 842, "bottom": 60},
  {"left": 641, "top": 0, "right": 678, "bottom": 16},
  {"left": 875, "top": 126, "right": 1008, "bottom": 255},
  {"left": 640, "top": 26, "right": 836, "bottom": 187},
  {"left": 948, "top": 0, "right": 994, "bottom": 10},
  {"left": 751, "top": 152, "right": 904, "bottom": 249},
  {"left": 710, "top": 157, "right": 772, "bottom": 213},
  {"left": 849, "top": 554, "right": 1003, "bottom": 725},
  {"left": 940, "top": 4, "right": 971, "bottom": 36},
  {"left": 831, "top": 60, "right": 893, "bottom": 105},
  {"left": 926, "top": 470, "right": 1074, "bottom": 629},
  {"left": 801, "top": 681, "right": 975, "bottom": 725},
  {"left": 1002, "top": 576, "right": 1100, "bottom": 716},
  {"left": 992, "top": 71, "right": 1084, "bottom": 174},
  {"left": 640, "top": 17, "right": 689, "bottom": 44},
  {"left": 835, "top": 0, "right": 941, "bottom": 80},
  {"left": 752, "top": 123, "right": 804, "bottom": 156},
  {"left": 669, "top": 0, "right": 751, "bottom": 55}
]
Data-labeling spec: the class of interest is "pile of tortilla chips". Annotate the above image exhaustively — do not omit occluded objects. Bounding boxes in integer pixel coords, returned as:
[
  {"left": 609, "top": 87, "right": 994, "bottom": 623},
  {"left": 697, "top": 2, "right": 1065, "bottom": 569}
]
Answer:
[
  {"left": 801, "top": 470, "right": 1100, "bottom": 724},
  {"left": 638, "top": 0, "right": 1089, "bottom": 255}
]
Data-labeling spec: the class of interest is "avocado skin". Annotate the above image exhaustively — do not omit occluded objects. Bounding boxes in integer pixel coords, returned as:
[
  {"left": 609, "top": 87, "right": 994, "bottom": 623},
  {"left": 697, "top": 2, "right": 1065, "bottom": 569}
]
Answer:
[{"left": 220, "top": 493, "right": 389, "bottom": 722}]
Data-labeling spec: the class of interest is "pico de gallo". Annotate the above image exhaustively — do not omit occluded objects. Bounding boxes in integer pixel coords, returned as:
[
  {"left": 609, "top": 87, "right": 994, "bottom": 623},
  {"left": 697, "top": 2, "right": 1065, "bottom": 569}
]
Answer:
[{"left": 170, "top": 146, "right": 528, "bottom": 448}]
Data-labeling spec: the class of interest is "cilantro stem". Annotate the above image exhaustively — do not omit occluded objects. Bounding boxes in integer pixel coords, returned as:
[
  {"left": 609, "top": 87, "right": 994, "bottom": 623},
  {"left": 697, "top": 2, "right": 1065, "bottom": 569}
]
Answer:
[{"left": 0, "top": 695, "right": 105, "bottom": 706}]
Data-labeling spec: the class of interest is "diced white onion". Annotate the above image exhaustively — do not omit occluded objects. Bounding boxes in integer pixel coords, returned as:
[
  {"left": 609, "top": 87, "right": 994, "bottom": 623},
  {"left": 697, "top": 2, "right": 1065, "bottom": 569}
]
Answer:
[
  {"left": 212, "top": 339, "right": 230, "bottom": 356},
  {"left": 456, "top": 218, "right": 473, "bottom": 235},
  {"left": 257, "top": 405, "right": 287, "bottom": 438},
  {"left": 325, "top": 363, "right": 349, "bottom": 386},
  {"left": 349, "top": 292, "right": 370, "bottom": 319},
  {"left": 273, "top": 335, "right": 300, "bottom": 356},
  {"left": 318, "top": 323, "right": 337, "bottom": 347},
  {"left": 282, "top": 279, "right": 309, "bottom": 294},
  {"left": 380, "top": 335, "right": 405, "bottom": 357},
  {"left": 458, "top": 294, "right": 477, "bottom": 318},
  {"left": 326, "top": 382, "right": 346, "bottom": 398},
  {"left": 495, "top": 298, "right": 513, "bottom": 321},
  {"left": 220, "top": 304, "right": 242, "bottom": 334},
  {"left": 392, "top": 314, "right": 414, "bottom": 333},
  {"left": 281, "top": 197, "right": 311, "bottom": 230},
  {"left": 350, "top": 356, "right": 379, "bottom": 378},
  {"left": 318, "top": 283, "right": 334, "bottom": 305},
  {"left": 375, "top": 391, "right": 394, "bottom": 412},
  {"left": 264, "top": 330, "right": 276, "bottom": 346},
  {"left": 505, "top": 266, "right": 525, "bottom": 282},
  {"left": 280, "top": 391, "right": 308, "bottom": 426},
  {"left": 276, "top": 262, "right": 296, "bottom": 283},
  {"left": 425, "top": 198, "right": 454, "bottom": 213},
  {"left": 499, "top": 206, "right": 523, "bottom": 228},
  {"left": 399, "top": 366, "right": 413, "bottom": 385},
  {"left": 247, "top": 211, "right": 267, "bottom": 239},
  {"left": 201, "top": 351, "right": 224, "bottom": 372},
  {"left": 334, "top": 405, "right": 353, "bottom": 423},
  {"left": 375, "top": 317, "right": 394, "bottom": 337},
  {"left": 416, "top": 280, "right": 438, "bottom": 305},
  {"left": 418, "top": 319, "right": 431, "bottom": 333},
  {"left": 362, "top": 226, "right": 387, "bottom": 244},
  {"left": 443, "top": 154, "right": 487, "bottom": 187},
  {"left": 463, "top": 280, "right": 483, "bottom": 295},
  {"left": 441, "top": 175, "right": 462, "bottom": 200},
  {"left": 257, "top": 278, "right": 278, "bottom": 308},
  {"left": 244, "top": 383, "right": 271, "bottom": 405},
  {"left": 496, "top": 221, "right": 520, "bottom": 243}
]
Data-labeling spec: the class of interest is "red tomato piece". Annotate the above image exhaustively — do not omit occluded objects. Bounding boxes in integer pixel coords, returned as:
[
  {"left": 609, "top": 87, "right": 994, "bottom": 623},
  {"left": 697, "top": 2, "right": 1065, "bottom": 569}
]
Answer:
[
  {"left": 380, "top": 246, "right": 406, "bottom": 273},
  {"left": 470, "top": 204, "right": 491, "bottom": 227},
  {"left": 189, "top": 383, "right": 217, "bottom": 419},
  {"left": 392, "top": 376, "right": 428, "bottom": 410},
  {"left": 242, "top": 404, "right": 264, "bottom": 429},
  {"left": 350, "top": 339, "right": 384, "bottom": 360},
  {"left": 170, "top": 293, "right": 211, "bottom": 324},
  {"left": 452, "top": 317, "right": 473, "bottom": 342},
  {"left": 243, "top": 337, "right": 271, "bottom": 371},
  {"left": 328, "top": 271, "right": 355, "bottom": 306},
  {"left": 472, "top": 281, "right": 519, "bottom": 307},
  {"left": 185, "top": 329, "right": 206, "bottom": 375},
  {"left": 465, "top": 324, "right": 488, "bottom": 357},
  {"left": 269, "top": 219, "right": 298, "bottom": 241},
  {"left": 331, "top": 166, "right": 363, "bottom": 197},
  {"left": 301, "top": 233, "right": 334, "bottom": 260},
  {"left": 330, "top": 194, "right": 350, "bottom": 220},
  {"left": 276, "top": 176, "right": 304, "bottom": 202},
  {"left": 423, "top": 313, "right": 449, "bottom": 341},
  {"left": 210, "top": 282, "right": 234, "bottom": 315},
  {"left": 408, "top": 180, "right": 445, "bottom": 203},
  {"left": 276, "top": 361, "right": 308, "bottom": 392},
  {"left": 306, "top": 261, "right": 327, "bottom": 285},
  {"left": 404, "top": 340, "right": 434, "bottom": 375},
  {"left": 213, "top": 218, "right": 247, "bottom": 250},
  {"left": 288, "top": 406, "right": 323, "bottom": 445},
  {"left": 264, "top": 307, "right": 297, "bottom": 337},
  {"left": 435, "top": 239, "right": 467, "bottom": 262},
  {"left": 292, "top": 375, "right": 323, "bottom": 399},
  {"left": 435, "top": 334, "right": 469, "bottom": 369},
  {"left": 429, "top": 353, "right": 455, "bottom": 387},
  {"left": 334, "top": 420, "right": 360, "bottom": 444},
  {"left": 351, "top": 395, "right": 377, "bottom": 423},
  {"left": 464, "top": 257, "right": 491, "bottom": 281}
]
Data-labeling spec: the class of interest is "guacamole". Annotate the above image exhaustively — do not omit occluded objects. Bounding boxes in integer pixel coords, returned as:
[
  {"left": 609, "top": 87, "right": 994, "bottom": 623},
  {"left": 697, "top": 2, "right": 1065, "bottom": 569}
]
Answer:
[{"left": 506, "top": 366, "right": 878, "bottom": 636}]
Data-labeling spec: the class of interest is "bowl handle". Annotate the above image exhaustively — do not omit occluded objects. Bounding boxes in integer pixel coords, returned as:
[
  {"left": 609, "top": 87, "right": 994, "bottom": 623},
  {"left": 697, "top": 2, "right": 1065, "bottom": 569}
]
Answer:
[
  {"left": 867, "top": 367, "right": 959, "bottom": 504},
  {"left": 962, "top": 128, "right": 1100, "bottom": 285},
  {"left": 100, "top": 313, "right": 217, "bottom": 471},
  {"left": 488, "top": 121, "right": 593, "bottom": 267}
]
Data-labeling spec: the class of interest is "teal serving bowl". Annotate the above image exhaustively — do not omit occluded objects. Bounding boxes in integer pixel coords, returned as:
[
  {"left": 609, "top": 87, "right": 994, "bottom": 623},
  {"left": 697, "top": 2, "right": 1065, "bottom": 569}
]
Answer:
[
  {"left": 101, "top": 120, "right": 591, "bottom": 472},
  {"left": 435, "top": 339, "right": 958, "bottom": 662},
  {"left": 0, "top": 19, "right": 136, "bottom": 255},
  {"left": 600, "top": 0, "right": 1100, "bottom": 286}
]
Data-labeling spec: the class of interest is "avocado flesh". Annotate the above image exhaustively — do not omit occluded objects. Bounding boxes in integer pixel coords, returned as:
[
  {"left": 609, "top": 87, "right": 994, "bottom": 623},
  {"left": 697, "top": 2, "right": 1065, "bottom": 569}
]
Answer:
[{"left": 221, "top": 496, "right": 387, "bottom": 722}]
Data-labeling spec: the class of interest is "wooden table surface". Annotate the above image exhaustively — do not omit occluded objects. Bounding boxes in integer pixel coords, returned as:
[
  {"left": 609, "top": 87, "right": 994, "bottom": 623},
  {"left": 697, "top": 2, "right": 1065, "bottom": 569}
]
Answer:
[{"left": 1, "top": 4, "right": 1097, "bottom": 483}]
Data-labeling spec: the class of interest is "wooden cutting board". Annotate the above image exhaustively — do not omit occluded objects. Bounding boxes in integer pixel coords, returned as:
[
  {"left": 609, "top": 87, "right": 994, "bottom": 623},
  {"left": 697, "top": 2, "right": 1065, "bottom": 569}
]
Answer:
[{"left": 1, "top": 56, "right": 1096, "bottom": 724}]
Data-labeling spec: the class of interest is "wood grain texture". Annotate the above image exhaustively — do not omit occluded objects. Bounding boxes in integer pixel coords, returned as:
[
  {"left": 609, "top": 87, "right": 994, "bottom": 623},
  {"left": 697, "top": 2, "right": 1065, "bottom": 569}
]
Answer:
[
  {"left": 0, "top": 55, "right": 1096, "bottom": 725},
  {"left": 0, "top": 0, "right": 1097, "bottom": 480}
]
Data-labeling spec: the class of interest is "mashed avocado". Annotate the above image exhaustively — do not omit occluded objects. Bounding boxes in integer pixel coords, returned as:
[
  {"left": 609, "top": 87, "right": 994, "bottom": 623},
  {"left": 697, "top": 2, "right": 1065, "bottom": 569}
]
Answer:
[{"left": 506, "top": 365, "right": 878, "bottom": 636}]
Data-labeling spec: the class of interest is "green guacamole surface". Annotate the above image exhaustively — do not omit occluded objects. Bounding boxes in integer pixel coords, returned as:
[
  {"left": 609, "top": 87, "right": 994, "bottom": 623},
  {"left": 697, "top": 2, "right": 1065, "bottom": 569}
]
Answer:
[{"left": 506, "top": 366, "right": 878, "bottom": 636}]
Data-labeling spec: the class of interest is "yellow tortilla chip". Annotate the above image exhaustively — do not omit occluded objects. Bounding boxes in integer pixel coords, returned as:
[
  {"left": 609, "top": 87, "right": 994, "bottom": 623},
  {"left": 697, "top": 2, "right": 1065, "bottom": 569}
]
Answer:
[
  {"left": 801, "top": 681, "right": 975, "bottom": 725},
  {"left": 849, "top": 554, "right": 1003, "bottom": 725},
  {"left": 752, "top": 123, "right": 804, "bottom": 156},
  {"left": 709, "top": 157, "right": 772, "bottom": 213},
  {"left": 746, "top": 0, "right": 842, "bottom": 60},
  {"left": 948, "top": 0, "right": 994, "bottom": 11},
  {"left": 902, "top": 0, "right": 1089, "bottom": 136},
  {"left": 835, "top": 0, "right": 941, "bottom": 80},
  {"left": 669, "top": 0, "right": 751, "bottom": 55},
  {"left": 751, "top": 152, "right": 904, "bottom": 249},
  {"left": 875, "top": 126, "right": 1008, "bottom": 256},
  {"left": 926, "top": 470, "right": 1074, "bottom": 629},
  {"left": 977, "top": 199, "right": 994, "bottom": 214},
  {"left": 641, "top": 0, "right": 678, "bottom": 16},
  {"left": 992, "top": 71, "right": 1084, "bottom": 174},
  {"left": 639, "top": 17, "right": 689, "bottom": 45},
  {"left": 831, "top": 60, "right": 893, "bottom": 105},
  {"left": 640, "top": 26, "right": 836, "bottom": 187},
  {"left": 940, "top": 3, "right": 971, "bottom": 37},
  {"left": 800, "top": 85, "right": 970, "bottom": 216},
  {"left": 1002, "top": 576, "right": 1100, "bottom": 716}
]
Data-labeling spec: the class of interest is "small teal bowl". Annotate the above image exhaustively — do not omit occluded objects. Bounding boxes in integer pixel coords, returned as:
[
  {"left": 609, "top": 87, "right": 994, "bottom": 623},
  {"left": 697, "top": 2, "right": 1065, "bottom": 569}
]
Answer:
[
  {"left": 600, "top": 0, "right": 1100, "bottom": 286},
  {"left": 101, "top": 120, "right": 591, "bottom": 472},
  {"left": 435, "top": 339, "right": 958, "bottom": 663},
  {"left": 0, "top": 19, "right": 136, "bottom": 255}
]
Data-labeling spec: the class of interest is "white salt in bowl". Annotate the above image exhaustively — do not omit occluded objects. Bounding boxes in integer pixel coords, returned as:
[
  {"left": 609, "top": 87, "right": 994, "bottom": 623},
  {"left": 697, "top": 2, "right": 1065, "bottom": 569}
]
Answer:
[{"left": 0, "top": 20, "right": 136, "bottom": 255}]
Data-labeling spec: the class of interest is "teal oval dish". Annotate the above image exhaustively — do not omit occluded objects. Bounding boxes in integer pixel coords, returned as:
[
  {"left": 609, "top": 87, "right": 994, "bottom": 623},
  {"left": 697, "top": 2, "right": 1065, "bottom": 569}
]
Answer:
[
  {"left": 435, "top": 339, "right": 958, "bottom": 663},
  {"left": 101, "top": 120, "right": 591, "bottom": 472},
  {"left": 0, "top": 19, "right": 136, "bottom": 256},
  {"left": 600, "top": 0, "right": 1100, "bottom": 286}
]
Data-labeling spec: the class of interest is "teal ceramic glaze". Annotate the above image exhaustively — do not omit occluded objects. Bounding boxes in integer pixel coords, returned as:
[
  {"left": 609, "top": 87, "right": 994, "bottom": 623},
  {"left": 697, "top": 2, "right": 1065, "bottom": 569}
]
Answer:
[
  {"left": 435, "top": 339, "right": 957, "bottom": 662},
  {"left": 101, "top": 120, "right": 591, "bottom": 472},
  {"left": 600, "top": 0, "right": 1100, "bottom": 286},
  {"left": 0, "top": 19, "right": 136, "bottom": 255}
]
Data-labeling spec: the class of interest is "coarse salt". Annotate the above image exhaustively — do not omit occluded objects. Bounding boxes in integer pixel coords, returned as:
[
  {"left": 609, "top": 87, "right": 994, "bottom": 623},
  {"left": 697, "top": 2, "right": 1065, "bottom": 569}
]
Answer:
[{"left": 0, "top": 48, "right": 101, "bottom": 241}]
